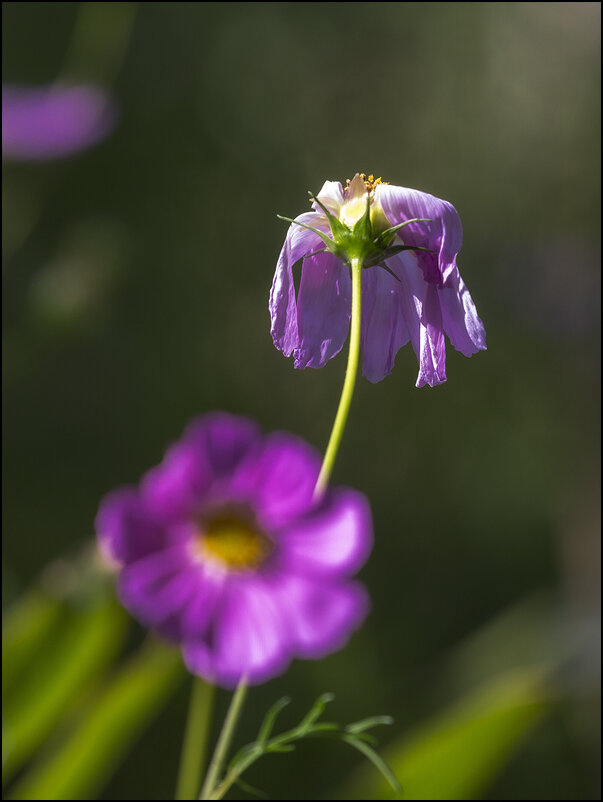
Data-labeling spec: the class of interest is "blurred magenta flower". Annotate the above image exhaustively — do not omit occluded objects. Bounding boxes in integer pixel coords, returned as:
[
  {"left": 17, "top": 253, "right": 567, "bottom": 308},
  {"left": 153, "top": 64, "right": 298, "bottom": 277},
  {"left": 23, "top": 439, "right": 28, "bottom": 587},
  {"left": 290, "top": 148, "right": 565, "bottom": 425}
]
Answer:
[
  {"left": 96, "top": 413, "right": 372, "bottom": 688},
  {"left": 270, "top": 174, "right": 486, "bottom": 386},
  {"left": 2, "top": 83, "right": 116, "bottom": 161}
]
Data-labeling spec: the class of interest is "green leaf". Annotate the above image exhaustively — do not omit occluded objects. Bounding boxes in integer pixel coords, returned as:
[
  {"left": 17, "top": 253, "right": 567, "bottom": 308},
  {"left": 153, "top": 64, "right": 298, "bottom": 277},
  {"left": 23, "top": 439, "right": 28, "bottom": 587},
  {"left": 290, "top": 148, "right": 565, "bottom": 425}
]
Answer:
[
  {"left": 267, "top": 744, "right": 296, "bottom": 754},
  {"left": 234, "top": 777, "right": 268, "bottom": 799},
  {"left": 2, "top": 593, "right": 127, "bottom": 781},
  {"left": 212, "top": 692, "right": 397, "bottom": 801},
  {"left": 8, "top": 640, "right": 183, "bottom": 801},
  {"left": 346, "top": 716, "right": 395, "bottom": 735},
  {"left": 256, "top": 697, "right": 291, "bottom": 745},
  {"left": 307, "top": 722, "right": 340, "bottom": 733},
  {"left": 297, "top": 692, "right": 335, "bottom": 732},
  {"left": 340, "top": 668, "right": 550, "bottom": 800},
  {"left": 342, "top": 735, "right": 402, "bottom": 796},
  {"left": 2, "top": 591, "right": 63, "bottom": 696}
]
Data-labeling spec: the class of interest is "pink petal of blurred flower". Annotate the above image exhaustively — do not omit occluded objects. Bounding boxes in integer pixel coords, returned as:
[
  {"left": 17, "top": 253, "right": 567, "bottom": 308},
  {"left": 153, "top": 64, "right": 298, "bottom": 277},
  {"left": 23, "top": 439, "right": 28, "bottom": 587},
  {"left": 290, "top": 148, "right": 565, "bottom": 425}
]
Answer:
[{"left": 2, "top": 83, "right": 117, "bottom": 161}]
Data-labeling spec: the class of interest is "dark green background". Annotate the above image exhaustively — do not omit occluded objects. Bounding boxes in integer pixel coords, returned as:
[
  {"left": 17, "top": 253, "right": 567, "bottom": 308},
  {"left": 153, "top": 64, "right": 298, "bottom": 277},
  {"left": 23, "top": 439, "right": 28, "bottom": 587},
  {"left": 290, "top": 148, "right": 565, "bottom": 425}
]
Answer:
[{"left": 3, "top": 3, "right": 600, "bottom": 799}]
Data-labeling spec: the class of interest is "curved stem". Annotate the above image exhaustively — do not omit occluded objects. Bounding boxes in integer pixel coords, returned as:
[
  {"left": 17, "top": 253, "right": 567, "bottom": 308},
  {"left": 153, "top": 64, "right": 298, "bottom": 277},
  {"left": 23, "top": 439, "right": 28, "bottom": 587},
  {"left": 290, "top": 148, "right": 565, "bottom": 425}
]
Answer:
[
  {"left": 314, "top": 256, "right": 363, "bottom": 496},
  {"left": 199, "top": 678, "right": 248, "bottom": 800},
  {"left": 176, "top": 677, "right": 215, "bottom": 800}
]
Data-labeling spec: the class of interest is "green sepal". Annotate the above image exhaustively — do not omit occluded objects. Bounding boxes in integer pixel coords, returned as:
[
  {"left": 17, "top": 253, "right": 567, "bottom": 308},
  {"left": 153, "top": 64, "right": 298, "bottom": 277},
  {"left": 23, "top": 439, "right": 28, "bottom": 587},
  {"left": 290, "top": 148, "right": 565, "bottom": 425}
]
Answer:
[
  {"left": 308, "top": 193, "right": 350, "bottom": 240},
  {"left": 376, "top": 264, "right": 401, "bottom": 282},
  {"left": 373, "top": 217, "right": 432, "bottom": 249},
  {"left": 363, "top": 243, "right": 435, "bottom": 269},
  {"left": 276, "top": 215, "right": 337, "bottom": 253},
  {"left": 352, "top": 196, "right": 373, "bottom": 242}
]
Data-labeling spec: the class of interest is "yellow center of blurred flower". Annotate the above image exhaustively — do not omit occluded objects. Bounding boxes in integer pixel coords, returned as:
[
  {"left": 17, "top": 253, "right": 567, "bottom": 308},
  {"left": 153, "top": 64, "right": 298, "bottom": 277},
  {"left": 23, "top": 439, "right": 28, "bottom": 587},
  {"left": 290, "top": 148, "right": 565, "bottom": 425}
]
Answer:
[{"left": 196, "top": 513, "right": 272, "bottom": 571}]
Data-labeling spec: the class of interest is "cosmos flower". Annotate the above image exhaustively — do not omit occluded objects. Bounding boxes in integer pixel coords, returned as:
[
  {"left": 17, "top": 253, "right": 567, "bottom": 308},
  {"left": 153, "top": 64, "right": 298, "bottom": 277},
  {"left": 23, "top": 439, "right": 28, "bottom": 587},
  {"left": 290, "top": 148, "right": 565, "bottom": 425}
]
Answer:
[
  {"left": 2, "top": 83, "right": 116, "bottom": 161},
  {"left": 96, "top": 413, "right": 372, "bottom": 688},
  {"left": 270, "top": 174, "right": 486, "bottom": 386}
]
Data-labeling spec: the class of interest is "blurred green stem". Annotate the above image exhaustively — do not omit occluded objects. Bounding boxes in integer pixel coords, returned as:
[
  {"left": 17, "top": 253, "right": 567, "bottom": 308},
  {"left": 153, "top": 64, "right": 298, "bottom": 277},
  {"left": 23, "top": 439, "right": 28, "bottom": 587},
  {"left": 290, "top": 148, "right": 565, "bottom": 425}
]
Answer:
[
  {"left": 314, "top": 256, "right": 363, "bottom": 496},
  {"left": 199, "top": 678, "right": 248, "bottom": 800},
  {"left": 176, "top": 677, "right": 215, "bottom": 800}
]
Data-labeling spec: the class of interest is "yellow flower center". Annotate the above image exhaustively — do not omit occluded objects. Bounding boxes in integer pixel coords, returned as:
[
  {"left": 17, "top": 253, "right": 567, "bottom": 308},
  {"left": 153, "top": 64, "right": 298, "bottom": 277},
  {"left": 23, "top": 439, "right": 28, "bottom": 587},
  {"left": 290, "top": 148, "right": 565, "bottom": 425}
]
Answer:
[
  {"left": 339, "top": 173, "right": 390, "bottom": 235},
  {"left": 195, "top": 512, "right": 272, "bottom": 571}
]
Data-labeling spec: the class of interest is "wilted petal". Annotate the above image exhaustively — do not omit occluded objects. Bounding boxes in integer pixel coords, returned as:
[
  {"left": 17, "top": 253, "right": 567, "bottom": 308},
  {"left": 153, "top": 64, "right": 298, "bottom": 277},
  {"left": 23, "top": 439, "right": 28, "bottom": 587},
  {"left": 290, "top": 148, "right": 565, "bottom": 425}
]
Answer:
[
  {"left": 440, "top": 267, "right": 487, "bottom": 356},
  {"left": 294, "top": 251, "right": 352, "bottom": 369},
  {"left": 376, "top": 183, "right": 462, "bottom": 285},
  {"left": 2, "top": 84, "right": 116, "bottom": 161},
  {"left": 361, "top": 266, "right": 410, "bottom": 383},
  {"left": 388, "top": 252, "right": 447, "bottom": 387},
  {"left": 274, "top": 575, "right": 369, "bottom": 659},
  {"left": 421, "top": 283, "right": 447, "bottom": 386},
  {"left": 279, "top": 488, "right": 372, "bottom": 577},
  {"left": 269, "top": 212, "right": 327, "bottom": 357}
]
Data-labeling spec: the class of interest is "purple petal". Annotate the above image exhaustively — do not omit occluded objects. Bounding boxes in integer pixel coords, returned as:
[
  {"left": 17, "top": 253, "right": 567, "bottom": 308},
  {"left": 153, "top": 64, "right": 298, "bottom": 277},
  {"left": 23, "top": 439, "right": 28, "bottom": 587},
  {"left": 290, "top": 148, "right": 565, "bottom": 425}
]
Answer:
[
  {"left": 182, "top": 413, "right": 261, "bottom": 480},
  {"left": 269, "top": 211, "right": 328, "bottom": 357},
  {"left": 230, "top": 432, "right": 322, "bottom": 529},
  {"left": 182, "top": 575, "right": 290, "bottom": 687},
  {"left": 422, "top": 282, "right": 447, "bottom": 385},
  {"left": 294, "top": 252, "right": 352, "bottom": 369},
  {"left": 387, "top": 252, "right": 447, "bottom": 387},
  {"left": 376, "top": 183, "right": 462, "bottom": 285},
  {"left": 440, "top": 267, "right": 487, "bottom": 356},
  {"left": 361, "top": 266, "right": 410, "bottom": 383},
  {"left": 118, "top": 546, "right": 204, "bottom": 638},
  {"left": 273, "top": 575, "right": 369, "bottom": 659},
  {"left": 142, "top": 413, "right": 261, "bottom": 521},
  {"left": 279, "top": 488, "right": 372, "bottom": 576},
  {"left": 141, "top": 443, "right": 212, "bottom": 523},
  {"left": 96, "top": 488, "right": 170, "bottom": 565},
  {"left": 2, "top": 84, "right": 116, "bottom": 161}
]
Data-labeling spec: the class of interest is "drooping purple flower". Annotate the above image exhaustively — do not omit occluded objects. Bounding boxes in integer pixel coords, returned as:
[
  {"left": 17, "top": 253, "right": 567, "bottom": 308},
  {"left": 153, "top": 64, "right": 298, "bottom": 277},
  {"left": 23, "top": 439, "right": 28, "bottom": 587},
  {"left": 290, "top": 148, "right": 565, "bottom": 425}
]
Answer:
[
  {"left": 96, "top": 413, "right": 372, "bottom": 688},
  {"left": 2, "top": 84, "right": 116, "bottom": 161},
  {"left": 270, "top": 174, "right": 486, "bottom": 386}
]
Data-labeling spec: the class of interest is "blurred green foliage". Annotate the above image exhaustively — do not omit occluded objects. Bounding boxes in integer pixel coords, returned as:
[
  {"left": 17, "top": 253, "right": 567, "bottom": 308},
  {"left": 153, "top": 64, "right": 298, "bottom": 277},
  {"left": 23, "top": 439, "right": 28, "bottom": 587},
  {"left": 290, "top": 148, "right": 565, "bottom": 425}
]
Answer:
[
  {"left": 2, "top": 556, "right": 184, "bottom": 800},
  {"left": 2, "top": 2, "right": 600, "bottom": 800},
  {"left": 341, "top": 668, "right": 550, "bottom": 800}
]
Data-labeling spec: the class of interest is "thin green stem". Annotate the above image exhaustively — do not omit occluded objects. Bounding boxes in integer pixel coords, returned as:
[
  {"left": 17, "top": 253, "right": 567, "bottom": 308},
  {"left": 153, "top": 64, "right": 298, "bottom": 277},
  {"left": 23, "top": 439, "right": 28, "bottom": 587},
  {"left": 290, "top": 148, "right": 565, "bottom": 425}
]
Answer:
[
  {"left": 314, "top": 256, "right": 363, "bottom": 496},
  {"left": 208, "top": 749, "right": 260, "bottom": 801},
  {"left": 199, "top": 678, "right": 248, "bottom": 800},
  {"left": 176, "top": 677, "right": 215, "bottom": 800}
]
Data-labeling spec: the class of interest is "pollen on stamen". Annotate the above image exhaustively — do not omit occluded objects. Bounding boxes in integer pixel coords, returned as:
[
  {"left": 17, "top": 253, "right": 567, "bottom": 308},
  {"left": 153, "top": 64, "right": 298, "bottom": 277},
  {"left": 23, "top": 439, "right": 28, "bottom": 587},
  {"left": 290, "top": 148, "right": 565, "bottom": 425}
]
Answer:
[{"left": 344, "top": 173, "right": 388, "bottom": 195}]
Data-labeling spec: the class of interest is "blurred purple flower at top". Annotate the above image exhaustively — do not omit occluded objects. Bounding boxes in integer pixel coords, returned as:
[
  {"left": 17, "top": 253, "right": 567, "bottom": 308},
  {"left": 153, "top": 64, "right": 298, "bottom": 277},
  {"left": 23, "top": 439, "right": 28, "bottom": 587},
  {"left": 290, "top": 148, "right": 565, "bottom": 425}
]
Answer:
[
  {"left": 2, "top": 83, "right": 117, "bottom": 161},
  {"left": 96, "top": 413, "right": 372, "bottom": 688},
  {"left": 270, "top": 174, "right": 487, "bottom": 386}
]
